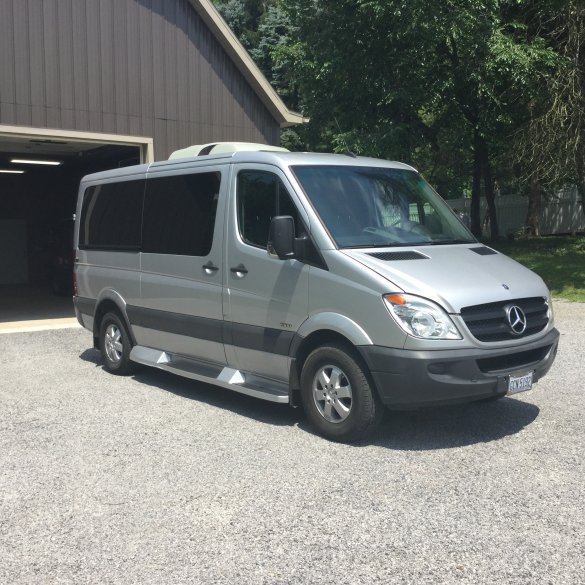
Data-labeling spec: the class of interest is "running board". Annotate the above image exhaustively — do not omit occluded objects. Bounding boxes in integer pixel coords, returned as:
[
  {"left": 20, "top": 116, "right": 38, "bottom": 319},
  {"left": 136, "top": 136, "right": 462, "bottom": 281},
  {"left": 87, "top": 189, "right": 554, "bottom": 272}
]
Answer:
[{"left": 129, "top": 346, "right": 290, "bottom": 403}]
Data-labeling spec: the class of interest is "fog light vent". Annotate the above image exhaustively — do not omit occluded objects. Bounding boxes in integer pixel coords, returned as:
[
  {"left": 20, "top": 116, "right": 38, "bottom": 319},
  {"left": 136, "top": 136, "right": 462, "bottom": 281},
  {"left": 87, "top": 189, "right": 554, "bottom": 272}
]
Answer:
[{"left": 428, "top": 363, "right": 447, "bottom": 375}]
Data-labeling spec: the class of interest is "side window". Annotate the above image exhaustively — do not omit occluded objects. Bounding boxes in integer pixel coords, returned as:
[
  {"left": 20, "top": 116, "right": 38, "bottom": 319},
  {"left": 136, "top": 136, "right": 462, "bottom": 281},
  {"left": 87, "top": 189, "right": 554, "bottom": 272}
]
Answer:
[
  {"left": 237, "top": 170, "right": 303, "bottom": 248},
  {"left": 79, "top": 179, "right": 144, "bottom": 250},
  {"left": 142, "top": 171, "right": 221, "bottom": 256}
]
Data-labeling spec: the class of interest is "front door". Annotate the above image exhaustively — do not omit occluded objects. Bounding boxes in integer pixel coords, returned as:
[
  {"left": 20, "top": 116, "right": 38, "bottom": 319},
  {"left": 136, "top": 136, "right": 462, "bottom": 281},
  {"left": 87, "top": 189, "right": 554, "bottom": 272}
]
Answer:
[{"left": 224, "top": 165, "right": 310, "bottom": 381}]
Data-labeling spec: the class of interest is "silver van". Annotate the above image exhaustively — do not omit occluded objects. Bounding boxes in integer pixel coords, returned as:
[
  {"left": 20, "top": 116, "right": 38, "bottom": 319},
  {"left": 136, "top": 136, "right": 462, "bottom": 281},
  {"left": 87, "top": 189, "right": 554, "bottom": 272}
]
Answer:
[{"left": 73, "top": 143, "right": 559, "bottom": 442}]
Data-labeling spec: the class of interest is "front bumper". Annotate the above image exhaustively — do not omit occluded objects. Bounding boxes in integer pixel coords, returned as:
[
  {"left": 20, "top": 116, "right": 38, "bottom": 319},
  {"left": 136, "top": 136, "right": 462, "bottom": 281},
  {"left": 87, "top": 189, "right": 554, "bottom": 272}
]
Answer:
[{"left": 357, "top": 328, "right": 559, "bottom": 408}]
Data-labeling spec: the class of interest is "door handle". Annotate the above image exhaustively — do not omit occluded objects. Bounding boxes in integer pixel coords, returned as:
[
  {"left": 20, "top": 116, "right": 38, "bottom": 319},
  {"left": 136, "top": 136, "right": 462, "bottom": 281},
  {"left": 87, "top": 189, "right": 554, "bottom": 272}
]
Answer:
[
  {"left": 230, "top": 264, "right": 248, "bottom": 277},
  {"left": 202, "top": 261, "right": 219, "bottom": 275}
]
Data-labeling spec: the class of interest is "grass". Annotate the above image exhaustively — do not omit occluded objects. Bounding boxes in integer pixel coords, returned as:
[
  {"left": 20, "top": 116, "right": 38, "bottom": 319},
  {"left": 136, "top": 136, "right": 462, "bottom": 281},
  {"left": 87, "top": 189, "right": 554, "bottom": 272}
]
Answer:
[{"left": 490, "top": 235, "right": 585, "bottom": 302}]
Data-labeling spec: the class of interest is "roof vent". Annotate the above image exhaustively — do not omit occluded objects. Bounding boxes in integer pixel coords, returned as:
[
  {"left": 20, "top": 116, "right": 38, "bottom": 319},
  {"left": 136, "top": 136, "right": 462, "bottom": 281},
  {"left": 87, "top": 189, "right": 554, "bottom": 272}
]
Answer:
[
  {"left": 169, "top": 142, "right": 289, "bottom": 160},
  {"left": 470, "top": 246, "right": 498, "bottom": 256},
  {"left": 368, "top": 251, "right": 429, "bottom": 261}
]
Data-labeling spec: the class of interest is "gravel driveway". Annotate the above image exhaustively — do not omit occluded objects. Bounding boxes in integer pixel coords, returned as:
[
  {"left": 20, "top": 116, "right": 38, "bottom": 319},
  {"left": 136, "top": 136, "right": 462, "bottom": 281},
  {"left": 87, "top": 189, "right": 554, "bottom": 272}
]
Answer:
[{"left": 1, "top": 301, "right": 583, "bottom": 584}]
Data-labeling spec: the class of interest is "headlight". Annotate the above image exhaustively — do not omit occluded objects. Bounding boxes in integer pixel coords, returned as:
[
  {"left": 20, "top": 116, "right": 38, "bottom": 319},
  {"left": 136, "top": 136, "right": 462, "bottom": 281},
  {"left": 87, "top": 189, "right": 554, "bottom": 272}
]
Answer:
[{"left": 383, "top": 294, "right": 462, "bottom": 340}]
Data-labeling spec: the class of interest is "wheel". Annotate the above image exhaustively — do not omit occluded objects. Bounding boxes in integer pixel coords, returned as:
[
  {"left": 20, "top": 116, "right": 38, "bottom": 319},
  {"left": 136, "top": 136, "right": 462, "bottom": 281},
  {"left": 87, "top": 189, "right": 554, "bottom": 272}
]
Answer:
[
  {"left": 300, "top": 344, "right": 384, "bottom": 442},
  {"left": 99, "top": 312, "right": 135, "bottom": 375}
]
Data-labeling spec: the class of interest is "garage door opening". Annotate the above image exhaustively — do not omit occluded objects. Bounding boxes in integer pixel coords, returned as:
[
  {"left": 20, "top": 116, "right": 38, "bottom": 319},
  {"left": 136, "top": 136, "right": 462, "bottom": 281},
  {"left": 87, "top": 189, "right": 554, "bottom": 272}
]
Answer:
[{"left": 0, "top": 128, "right": 152, "bottom": 325}]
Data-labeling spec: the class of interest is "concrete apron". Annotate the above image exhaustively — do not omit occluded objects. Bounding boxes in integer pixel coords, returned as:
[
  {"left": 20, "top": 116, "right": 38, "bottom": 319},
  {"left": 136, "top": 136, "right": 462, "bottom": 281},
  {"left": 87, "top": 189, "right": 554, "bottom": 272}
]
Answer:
[{"left": 0, "top": 318, "right": 80, "bottom": 335}]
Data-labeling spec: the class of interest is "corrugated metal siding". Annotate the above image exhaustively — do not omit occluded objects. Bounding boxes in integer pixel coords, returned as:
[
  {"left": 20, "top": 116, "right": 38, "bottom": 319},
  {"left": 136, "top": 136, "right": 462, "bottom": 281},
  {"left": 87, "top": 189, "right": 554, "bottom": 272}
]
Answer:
[{"left": 0, "top": 0, "right": 280, "bottom": 158}]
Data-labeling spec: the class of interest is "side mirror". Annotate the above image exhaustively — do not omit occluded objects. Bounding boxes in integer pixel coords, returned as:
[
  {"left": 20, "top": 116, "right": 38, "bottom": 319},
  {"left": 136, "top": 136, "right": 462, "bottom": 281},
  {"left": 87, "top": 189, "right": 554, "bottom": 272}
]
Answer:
[{"left": 268, "top": 216, "right": 296, "bottom": 260}]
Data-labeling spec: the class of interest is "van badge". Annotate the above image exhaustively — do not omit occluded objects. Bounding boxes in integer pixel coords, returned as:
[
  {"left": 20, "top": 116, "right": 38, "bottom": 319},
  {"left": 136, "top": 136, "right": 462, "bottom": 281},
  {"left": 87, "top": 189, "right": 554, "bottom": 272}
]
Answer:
[
  {"left": 506, "top": 305, "right": 527, "bottom": 335},
  {"left": 502, "top": 284, "right": 510, "bottom": 290}
]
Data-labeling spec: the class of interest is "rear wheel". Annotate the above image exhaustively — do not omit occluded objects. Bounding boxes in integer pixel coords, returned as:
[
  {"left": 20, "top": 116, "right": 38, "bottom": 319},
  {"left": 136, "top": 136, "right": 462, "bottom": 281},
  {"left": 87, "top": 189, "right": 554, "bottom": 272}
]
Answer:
[
  {"left": 300, "top": 344, "right": 383, "bottom": 442},
  {"left": 99, "top": 312, "right": 135, "bottom": 375}
]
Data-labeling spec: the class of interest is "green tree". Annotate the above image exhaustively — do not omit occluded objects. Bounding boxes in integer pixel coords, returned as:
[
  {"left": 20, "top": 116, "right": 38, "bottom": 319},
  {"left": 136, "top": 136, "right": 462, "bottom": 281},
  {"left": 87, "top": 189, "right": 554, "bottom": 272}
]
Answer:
[
  {"left": 212, "top": 0, "right": 287, "bottom": 86},
  {"left": 212, "top": 0, "right": 267, "bottom": 51},
  {"left": 276, "top": 0, "right": 557, "bottom": 239},
  {"left": 213, "top": 0, "right": 304, "bottom": 149},
  {"left": 214, "top": 1, "right": 573, "bottom": 238},
  {"left": 512, "top": 0, "right": 585, "bottom": 226}
]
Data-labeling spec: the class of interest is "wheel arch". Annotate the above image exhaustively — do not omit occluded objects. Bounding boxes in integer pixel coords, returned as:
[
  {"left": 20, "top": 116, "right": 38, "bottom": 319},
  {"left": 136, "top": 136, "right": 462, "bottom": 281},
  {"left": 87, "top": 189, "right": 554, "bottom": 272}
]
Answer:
[
  {"left": 289, "top": 313, "right": 375, "bottom": 406},
  {"left": 92, "top": 290, "right": 136, "bottom": 349},
  {"left": 293, "top": 330, "right": 384, "bottom": 441}
]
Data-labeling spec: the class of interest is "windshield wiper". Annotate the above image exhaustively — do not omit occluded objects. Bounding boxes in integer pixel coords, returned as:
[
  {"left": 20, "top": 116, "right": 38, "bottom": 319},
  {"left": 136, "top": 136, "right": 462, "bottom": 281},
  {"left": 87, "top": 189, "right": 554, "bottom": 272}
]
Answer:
[
  {"left": 342, "top": 242, "right": 429, "bottom": 249},
  {"left": 343, "top": 243, "right": 404, "bottom": 249}
]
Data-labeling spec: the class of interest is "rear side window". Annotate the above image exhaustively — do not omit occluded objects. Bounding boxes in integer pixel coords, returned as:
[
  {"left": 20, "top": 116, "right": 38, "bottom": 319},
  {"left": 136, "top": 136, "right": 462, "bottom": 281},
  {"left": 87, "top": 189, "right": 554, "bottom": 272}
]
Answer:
[
  {"left": 237, "top": 171, "right": 302, "bottom": 248},
  {"left": 79, "top": 180, "right": 144, "bottom": 250},
  {"left": 142, "top": 172, "right": 221, "bottom": 256}
]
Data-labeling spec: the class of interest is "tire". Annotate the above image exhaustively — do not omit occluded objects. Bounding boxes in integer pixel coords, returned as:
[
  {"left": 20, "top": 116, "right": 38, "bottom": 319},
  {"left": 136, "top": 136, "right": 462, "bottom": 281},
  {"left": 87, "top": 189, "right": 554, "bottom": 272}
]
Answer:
[
  {"left": 300, "top": 344, "right": 384, "bottom": 443},
  {"left": 99, "top": 311, "right": 136, "bottom": 375}
]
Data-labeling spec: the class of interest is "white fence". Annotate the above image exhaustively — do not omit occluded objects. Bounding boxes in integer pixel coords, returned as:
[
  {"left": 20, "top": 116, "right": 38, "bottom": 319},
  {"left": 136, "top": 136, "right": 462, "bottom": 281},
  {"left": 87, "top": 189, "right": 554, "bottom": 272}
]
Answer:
[{"left": 446, "top": 187, "right": 585, "bottom": 236}]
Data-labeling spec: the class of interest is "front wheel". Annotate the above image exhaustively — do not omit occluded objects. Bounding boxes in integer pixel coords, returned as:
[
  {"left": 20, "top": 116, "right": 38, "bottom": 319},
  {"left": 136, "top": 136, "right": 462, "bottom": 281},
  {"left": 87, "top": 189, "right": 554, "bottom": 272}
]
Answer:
[
  {"left": 99, "top": 312, "right": 135, "bottom": 375},
  {"left": 300, "top": 344, "right": 384, "bottom": 442}
]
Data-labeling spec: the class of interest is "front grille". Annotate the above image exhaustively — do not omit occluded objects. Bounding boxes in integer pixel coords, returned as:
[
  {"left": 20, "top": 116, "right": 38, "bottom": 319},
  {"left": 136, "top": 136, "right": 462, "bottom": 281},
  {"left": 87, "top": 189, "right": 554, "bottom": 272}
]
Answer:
[
  {"left": 368, "top": 251, "right": 428, "bottom": 261},
  {"left": 461, "top": 297, "right": 549, "bottom": 342},
  {"left": 477, "top": 345, "right": 552, "bottom": 373}
]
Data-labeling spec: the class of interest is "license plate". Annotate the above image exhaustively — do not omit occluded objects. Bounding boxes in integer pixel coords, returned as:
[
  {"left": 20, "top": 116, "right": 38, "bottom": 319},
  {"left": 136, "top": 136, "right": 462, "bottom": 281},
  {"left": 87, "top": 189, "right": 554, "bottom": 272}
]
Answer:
[{"left": 508, "top": 372, "right": 533, "bottom": 395}]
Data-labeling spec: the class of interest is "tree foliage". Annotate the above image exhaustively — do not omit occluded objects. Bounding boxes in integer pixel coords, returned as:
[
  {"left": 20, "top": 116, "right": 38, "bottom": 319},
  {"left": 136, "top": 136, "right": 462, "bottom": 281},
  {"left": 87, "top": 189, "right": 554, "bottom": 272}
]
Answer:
[
  {"left": 214, "top": 0, "right": 584, "bottom": 238},
  {"left": 512, "top": 0, "right": 585, "bottom": 227}
]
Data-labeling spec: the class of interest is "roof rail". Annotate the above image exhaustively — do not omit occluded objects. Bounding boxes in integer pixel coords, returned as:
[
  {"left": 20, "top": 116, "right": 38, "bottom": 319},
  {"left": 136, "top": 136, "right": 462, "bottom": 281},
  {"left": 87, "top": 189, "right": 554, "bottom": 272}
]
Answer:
[{"left": 169, "top": 142, "right": 289, "bottom": 160}]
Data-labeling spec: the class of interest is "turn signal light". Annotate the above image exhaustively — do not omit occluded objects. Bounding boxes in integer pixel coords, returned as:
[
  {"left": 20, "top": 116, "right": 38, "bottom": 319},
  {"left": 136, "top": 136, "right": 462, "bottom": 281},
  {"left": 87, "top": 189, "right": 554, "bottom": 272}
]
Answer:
[{"left": 384, "top": 294, "right": 407, "bottom": 305}]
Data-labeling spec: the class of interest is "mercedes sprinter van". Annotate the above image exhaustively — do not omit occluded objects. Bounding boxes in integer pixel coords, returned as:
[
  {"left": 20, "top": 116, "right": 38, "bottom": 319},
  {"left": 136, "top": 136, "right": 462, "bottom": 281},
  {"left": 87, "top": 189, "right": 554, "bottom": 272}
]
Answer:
[{"left": 73, "top": 143, "right": 559, "bottom": 442}]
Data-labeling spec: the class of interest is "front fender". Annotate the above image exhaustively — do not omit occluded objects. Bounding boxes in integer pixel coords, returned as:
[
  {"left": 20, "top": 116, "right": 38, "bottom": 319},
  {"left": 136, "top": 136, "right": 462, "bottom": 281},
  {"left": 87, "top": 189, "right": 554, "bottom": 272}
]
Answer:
[{"left": 296, "top": 312, "right": 373, "bottom": 346}]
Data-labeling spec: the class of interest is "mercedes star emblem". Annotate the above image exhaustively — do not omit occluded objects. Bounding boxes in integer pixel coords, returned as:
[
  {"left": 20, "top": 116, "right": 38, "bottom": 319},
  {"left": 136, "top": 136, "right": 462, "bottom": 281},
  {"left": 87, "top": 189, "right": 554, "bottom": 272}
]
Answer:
[{"left": 506, "top": 305, "right": 527, "bottom": 335}]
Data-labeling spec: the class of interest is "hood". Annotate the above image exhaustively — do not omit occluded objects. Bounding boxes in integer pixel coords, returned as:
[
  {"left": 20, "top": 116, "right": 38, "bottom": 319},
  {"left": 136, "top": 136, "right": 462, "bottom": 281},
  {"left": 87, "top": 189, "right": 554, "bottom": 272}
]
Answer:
[{"left": 342, "top": 245, "right": 549, "bottom": 313}]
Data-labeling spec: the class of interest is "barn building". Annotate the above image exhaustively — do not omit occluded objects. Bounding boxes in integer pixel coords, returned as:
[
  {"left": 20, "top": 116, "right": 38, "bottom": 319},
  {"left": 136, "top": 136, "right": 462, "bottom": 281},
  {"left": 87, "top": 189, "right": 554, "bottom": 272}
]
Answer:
[{"left": 0, "top": 0, "right": 302, "bottom": 321}]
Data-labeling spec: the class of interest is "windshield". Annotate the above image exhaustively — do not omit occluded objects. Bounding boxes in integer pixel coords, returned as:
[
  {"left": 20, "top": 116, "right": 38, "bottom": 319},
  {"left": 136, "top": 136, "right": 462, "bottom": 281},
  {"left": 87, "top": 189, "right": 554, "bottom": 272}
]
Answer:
[{"left": 292, "top": 165, "right": 475, "bottom": 248}]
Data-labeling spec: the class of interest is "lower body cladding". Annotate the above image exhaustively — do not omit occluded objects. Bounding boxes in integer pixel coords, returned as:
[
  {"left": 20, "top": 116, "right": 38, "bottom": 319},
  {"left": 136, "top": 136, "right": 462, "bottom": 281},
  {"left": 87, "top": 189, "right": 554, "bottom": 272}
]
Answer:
[
  {"left": 75, "top": 295, "right": 559, "bottom": 409},
  {"left": 358, "top": 328, "right": 559, "bottom": 408}
]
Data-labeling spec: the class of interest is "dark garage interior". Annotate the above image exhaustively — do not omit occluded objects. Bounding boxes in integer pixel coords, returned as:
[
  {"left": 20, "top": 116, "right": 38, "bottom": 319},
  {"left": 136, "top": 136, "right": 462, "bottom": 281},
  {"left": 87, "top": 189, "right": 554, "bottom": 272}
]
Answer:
[{"left": 0, "top": 137, "right": 141, "bottom": 323}]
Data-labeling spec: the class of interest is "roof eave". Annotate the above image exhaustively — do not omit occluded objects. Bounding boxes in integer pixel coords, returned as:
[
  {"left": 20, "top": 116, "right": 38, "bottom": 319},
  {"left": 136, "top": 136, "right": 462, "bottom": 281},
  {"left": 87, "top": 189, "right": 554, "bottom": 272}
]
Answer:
[{"left": 192, "top": 0, "right": 306, "bottom": 128}]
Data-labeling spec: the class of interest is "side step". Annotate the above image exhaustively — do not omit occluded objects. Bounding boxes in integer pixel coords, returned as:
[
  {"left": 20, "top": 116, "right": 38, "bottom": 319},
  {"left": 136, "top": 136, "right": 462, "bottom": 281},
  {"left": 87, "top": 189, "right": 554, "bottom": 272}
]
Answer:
[{"left": 129, "top": 346, "right": 290, "bottom": 404}]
